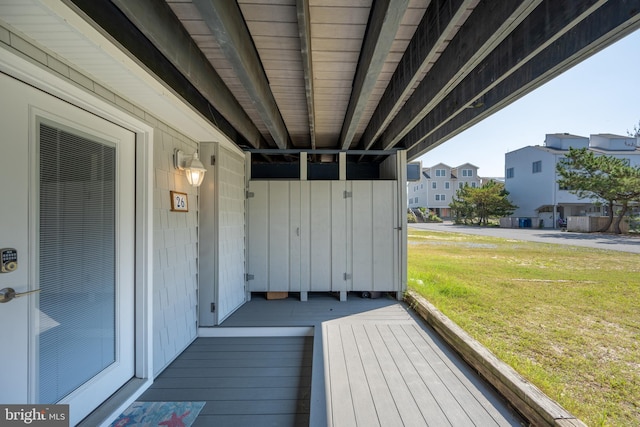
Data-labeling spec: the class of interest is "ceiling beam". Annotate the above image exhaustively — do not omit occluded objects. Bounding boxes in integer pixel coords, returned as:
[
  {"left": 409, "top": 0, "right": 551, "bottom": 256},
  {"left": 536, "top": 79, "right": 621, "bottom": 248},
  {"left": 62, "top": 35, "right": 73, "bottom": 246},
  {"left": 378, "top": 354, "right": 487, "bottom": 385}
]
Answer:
[
  {"left": 359, "top": 0, "right": 476, "bottom": 152},
  {"left": 406, "top": 0, "right": 640, "bottom": 159},
  {"left": 401, "top": 0, "right": 608, "bottom": 154},
  {"left": 296, "top": 0, "right": 316, "bottom": 150},
  {"left": 373, "top": 0, "right": 542, "bottom": 151},
  {"left": 97, "top": 0, "right": 266, "bottom": 149},
  {"left": 245, "top": 149, "right": 398, "bottom": 155},
  {"left": 339, "top": 0, "right": 409, "bottom": 150},
  {"left": 194, "top": 0, "right": 291, "bottom": 150}
]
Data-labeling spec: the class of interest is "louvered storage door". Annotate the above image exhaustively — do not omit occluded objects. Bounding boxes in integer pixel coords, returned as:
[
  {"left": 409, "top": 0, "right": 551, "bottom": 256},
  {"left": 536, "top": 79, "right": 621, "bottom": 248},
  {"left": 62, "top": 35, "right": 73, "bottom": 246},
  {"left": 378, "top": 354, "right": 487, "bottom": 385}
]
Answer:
[{"left": 246, "top": 180, "right": 400, "bottom": 295}]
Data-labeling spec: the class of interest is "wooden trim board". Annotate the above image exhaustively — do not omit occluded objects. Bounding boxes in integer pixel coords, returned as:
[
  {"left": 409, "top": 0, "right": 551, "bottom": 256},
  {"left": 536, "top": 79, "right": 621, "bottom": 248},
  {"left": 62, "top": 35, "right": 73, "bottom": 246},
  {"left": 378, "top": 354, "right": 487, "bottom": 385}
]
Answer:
[{"left": 405, "top": 290, "right": 587, "bottom": 427}]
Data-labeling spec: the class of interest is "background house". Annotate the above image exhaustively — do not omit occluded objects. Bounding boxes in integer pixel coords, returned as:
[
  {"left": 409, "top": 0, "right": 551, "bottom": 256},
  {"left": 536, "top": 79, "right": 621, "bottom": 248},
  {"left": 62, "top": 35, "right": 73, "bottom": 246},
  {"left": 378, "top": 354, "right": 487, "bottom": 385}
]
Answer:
[
  {"left": 505, "top": 133, "right": 640, "bottom": 227},
  {"left": 408, "top": 163, "right": 481, "bottom": 218}
]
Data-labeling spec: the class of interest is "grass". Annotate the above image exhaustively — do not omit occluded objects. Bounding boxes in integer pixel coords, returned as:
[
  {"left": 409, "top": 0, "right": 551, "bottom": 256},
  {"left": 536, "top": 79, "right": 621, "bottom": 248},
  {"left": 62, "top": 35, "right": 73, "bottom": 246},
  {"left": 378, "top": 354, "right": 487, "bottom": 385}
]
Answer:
[{"left": 407, "top": 230, "right": 640, "bottom": 427}]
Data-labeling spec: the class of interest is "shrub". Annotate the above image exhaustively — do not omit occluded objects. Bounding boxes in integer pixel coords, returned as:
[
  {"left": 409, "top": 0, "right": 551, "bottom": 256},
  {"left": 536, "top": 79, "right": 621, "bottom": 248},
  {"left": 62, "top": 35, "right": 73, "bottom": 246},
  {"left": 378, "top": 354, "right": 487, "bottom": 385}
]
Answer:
[
  {"left": 428, "top": 212, "right": 443, "bottom": 222},
  {"left": 407, "top": 209, "right": 417, "bottom": 223}
]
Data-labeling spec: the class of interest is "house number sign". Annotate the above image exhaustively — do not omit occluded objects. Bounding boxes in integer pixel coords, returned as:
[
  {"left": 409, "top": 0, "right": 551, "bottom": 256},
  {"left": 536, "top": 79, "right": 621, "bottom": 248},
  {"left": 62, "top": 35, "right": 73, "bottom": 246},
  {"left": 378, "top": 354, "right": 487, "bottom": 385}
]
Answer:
[{"left": 170, "top": 191, "right": 188, "bottom": 212}]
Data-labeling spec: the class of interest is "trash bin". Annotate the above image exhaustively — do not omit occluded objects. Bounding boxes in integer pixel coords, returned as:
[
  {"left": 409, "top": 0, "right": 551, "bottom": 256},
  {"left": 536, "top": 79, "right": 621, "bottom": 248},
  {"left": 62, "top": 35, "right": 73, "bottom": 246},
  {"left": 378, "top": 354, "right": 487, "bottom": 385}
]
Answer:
[{"left": 518, "top": 218, "right": 525, "bottom": 228}]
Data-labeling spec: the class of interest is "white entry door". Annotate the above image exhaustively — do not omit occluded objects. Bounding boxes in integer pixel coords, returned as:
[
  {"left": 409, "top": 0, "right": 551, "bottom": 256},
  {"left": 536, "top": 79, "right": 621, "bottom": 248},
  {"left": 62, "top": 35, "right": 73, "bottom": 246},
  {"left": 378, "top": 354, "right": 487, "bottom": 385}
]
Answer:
[{"left": 0, "top": 73, "right": 135, "bottom": 425}]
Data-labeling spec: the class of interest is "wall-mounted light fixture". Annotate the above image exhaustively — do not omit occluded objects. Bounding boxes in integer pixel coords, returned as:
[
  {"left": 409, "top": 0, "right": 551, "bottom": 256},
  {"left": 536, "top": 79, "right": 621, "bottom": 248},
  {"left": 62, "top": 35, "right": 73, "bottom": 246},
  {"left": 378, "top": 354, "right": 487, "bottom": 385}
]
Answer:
[{"left": 173, "top": 148, "right": 206, "bottom": 187}]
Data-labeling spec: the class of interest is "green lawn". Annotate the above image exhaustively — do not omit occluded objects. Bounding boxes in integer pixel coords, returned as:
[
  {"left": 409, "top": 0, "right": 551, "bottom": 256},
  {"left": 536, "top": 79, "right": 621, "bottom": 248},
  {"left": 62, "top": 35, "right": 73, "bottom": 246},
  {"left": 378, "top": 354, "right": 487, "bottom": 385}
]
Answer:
[{"left": 407, "top": 230, "right": 640, "bottom": 427}]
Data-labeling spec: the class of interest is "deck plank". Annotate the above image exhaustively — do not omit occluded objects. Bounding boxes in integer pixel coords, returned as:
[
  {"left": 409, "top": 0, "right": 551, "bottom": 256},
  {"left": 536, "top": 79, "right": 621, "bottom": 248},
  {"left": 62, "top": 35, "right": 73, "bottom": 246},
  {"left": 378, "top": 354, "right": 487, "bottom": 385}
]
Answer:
[
  {"left": 150, "top": 375, "right": 311, "bottom": 389},
  {"left": 193, "top": 414, "right": 308, "bottom": 427},
  {"left": 338, "top": 324, "right": 381, "bottom": 427},
  {"left": 140, "top": 386, "right": 309, "bottom": 401},
  {"left": 389, "top": 323, "right": 475, "bottom": 426},
  {"left": 349, "top": 323, "right": 404, "bottom": 426},
  {"left": 325, "top": 323, "right": 357, "bottom": 426},
  {"left": 362, "top": 323, "right": 428, "bottom": 427},
  {"left": 168, "top": 356, "right": 310, "bottom": 368},
  {"left": 376, "top": 324, "right": 454, "bottom": 426},
  {"left": 401, "top": 324, "right": 519, "bottom": 426},
  {"left": 157, "top": 366, "right": 312, "bottom": 378},
  {"left": 177, "top": 350, "right": 312, "bottom": 360}
]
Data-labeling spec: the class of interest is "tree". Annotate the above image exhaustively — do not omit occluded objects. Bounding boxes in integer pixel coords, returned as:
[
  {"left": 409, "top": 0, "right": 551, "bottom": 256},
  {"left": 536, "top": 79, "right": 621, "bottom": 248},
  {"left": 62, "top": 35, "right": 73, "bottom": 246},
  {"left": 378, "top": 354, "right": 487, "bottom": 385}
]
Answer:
[
  {"left": 612, "top": 166, "right": 640, "bottom": 233},
  {"left": 450, "top": 180, "right": 517, "bottom": 226},
  {"left": 449, "top": 185, "right": 475, "bottom": 224},
  {"left": 627, "top": 119, "right": 640, "bottom": 137},
  {"left": 556, "top": 148, "right": 640, "bottom": 233}
]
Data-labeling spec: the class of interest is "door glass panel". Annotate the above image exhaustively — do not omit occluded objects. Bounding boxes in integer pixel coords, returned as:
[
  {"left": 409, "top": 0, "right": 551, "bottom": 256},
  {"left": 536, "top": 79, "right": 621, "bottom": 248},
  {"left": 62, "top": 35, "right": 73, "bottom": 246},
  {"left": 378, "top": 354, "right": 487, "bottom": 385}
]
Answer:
[{"left": 38, "top": 122, "right": 116, "bottom": 403}]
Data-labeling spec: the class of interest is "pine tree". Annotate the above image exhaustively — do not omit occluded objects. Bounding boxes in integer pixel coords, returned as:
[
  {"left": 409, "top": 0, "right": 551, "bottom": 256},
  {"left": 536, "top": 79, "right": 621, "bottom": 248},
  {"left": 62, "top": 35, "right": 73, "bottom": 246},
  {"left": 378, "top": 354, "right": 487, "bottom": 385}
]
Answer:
[
  {"left": 450, "top": 181, "right": 517, "bottom": 226},
  {"left": 556, "top": 148, "right": 640, "bottom": 233}
]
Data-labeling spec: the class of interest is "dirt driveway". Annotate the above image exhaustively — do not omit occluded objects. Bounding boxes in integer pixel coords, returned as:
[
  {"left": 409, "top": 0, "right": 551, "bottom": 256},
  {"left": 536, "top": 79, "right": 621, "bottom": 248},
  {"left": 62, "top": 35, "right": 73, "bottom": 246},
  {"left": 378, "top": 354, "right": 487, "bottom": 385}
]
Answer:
[{"left": 409, "top": 222, "right": 640, "bottom": 254}]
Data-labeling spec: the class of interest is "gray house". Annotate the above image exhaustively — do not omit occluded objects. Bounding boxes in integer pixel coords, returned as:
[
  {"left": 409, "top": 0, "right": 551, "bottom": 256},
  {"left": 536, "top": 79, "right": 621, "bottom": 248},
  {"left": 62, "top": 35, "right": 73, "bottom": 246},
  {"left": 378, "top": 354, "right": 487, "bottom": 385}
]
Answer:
[{"left": 0, "top": 1, "right": 638, "bottom": 425}]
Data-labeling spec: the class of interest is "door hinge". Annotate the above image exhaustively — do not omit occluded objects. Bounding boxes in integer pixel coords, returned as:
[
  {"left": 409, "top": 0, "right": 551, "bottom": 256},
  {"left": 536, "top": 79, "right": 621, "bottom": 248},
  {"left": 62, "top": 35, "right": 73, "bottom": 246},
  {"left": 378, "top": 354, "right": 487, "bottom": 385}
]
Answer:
[
  {"left": 343, "top": 273, "right": 352, "bottom": 280},
  {"left": 246, "top": 191, "right": 255, "bottom": 199},
  {"left": 343, "top": 191, "right": 352, "bottom": 198},
  {"left": 245, "top": 273, "right": 255, "bottom": 281},
  {"left": 210, "top": 302, "right": 216, "bottom": 313}
]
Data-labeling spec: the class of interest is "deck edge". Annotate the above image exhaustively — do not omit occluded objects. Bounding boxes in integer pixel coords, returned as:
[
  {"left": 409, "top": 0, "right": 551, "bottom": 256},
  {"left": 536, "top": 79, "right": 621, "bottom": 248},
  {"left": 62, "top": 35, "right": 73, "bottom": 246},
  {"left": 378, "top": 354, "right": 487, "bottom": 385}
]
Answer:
[
  {"left": 198, "top": 326, "right": 314, "bottom": 337},
  {"left": 405, "top": 290, "right": 587, "bottom": 427}
]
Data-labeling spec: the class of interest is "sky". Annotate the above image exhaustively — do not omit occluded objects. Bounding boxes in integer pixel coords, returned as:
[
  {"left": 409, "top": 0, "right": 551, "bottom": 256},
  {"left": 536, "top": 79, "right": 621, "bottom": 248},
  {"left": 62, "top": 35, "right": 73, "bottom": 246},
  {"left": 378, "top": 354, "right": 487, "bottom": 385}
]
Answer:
[{"left": 415, "top": 29, "right": 640, "bottom": 178}]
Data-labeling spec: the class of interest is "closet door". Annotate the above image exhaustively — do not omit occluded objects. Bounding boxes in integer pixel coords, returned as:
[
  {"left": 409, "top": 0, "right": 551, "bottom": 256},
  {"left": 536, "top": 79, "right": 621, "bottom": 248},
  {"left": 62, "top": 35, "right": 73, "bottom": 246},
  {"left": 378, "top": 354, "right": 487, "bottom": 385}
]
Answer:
[
  {"left": 267, "top": 181, "right": 301, "bottom": 292},
  {"left": 330, "top": 182, "right": 348, "bottom": 292},
  {"left": 247, "top": 181, "right": 268, "bottom": 292},
  {"left": 308, "top": 182, "right": 331, "bottom": 291},
  {"left": 246, "top": 181, "right": 301, "bottom": 292}
]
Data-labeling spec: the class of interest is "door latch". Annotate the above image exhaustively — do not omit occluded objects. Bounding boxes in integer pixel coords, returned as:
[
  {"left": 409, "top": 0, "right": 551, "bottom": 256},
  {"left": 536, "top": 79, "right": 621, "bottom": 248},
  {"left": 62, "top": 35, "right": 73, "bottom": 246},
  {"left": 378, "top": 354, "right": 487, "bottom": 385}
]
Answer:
[{"left": 0, "top": 287, "right": 41, "bottom": 303}]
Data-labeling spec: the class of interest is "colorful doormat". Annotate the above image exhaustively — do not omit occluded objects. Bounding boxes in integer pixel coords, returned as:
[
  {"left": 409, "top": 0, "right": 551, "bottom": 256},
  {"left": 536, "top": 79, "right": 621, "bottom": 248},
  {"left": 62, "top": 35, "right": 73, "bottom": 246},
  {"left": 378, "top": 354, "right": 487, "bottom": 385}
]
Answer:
[{"left": 110, "top": 401, "right": 205, "bottom": 427}]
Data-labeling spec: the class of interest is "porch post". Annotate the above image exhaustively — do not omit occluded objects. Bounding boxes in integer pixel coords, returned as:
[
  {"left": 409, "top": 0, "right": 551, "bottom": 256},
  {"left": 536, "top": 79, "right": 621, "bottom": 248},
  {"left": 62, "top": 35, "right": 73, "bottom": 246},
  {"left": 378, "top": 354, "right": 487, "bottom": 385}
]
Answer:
[
  {"left": 299, "top": 152, "right": 308, "bottom": 301},
  {"left": 397, "top": 150, "right": 408, "bottom": 300},
  {"left": 245, "top": 151, "right": 252, "bottom": 301}
]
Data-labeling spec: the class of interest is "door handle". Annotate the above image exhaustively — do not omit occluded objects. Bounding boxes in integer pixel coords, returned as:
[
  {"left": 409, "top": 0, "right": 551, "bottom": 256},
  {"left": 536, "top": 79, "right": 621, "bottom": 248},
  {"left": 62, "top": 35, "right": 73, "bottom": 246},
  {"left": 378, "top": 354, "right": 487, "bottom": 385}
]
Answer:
[{"left": 0, "top": 287, "right": 41, "bottom": 303}]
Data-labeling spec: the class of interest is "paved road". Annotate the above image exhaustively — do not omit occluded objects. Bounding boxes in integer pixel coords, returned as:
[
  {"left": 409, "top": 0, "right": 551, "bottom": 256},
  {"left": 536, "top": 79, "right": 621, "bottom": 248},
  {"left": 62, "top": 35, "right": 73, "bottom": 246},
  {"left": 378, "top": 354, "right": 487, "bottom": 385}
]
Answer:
[{"left": 409, "top": 221, "right": 640, "bottom": 254}]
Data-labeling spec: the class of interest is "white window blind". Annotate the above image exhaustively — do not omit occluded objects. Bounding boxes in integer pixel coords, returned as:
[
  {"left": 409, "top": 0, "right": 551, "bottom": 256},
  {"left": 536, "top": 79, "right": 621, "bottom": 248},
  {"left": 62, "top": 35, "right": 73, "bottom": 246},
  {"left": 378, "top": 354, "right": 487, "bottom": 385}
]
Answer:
[{"left": 39, "top": 122, "right": 116, "bottom": 403}]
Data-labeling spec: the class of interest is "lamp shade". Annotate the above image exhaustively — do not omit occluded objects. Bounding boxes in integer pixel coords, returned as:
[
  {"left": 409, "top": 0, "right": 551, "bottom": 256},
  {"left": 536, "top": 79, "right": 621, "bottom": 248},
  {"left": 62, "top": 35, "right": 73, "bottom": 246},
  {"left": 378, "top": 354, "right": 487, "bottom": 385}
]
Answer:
[{"left": 184, "top": 152, "right": 206, "bottom": 187}]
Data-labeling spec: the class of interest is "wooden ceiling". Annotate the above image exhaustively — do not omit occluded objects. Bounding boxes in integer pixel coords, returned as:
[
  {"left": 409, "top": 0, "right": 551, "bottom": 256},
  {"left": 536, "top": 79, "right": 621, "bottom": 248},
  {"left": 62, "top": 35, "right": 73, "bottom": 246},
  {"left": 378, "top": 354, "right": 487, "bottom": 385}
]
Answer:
[{"left": 71, "top": 0, "right": 640, "bottom": 162}]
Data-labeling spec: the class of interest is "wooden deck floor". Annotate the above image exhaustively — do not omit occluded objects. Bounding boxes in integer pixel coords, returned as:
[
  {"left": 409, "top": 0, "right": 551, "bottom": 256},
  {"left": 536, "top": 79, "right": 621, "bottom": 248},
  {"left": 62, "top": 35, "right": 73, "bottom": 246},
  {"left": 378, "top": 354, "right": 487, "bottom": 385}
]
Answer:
[
  {"left": 143, "top": 292, "right": 525, "bottom": 426},
  {"left": 138, "top": 336, "right": 313, "bottom": 427}
]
